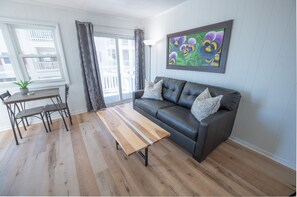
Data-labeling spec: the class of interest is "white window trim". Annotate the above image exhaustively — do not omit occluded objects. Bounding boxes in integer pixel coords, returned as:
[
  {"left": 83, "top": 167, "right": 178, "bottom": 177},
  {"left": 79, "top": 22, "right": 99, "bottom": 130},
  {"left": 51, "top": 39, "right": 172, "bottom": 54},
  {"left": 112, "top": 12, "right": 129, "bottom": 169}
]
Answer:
[
  {"left": 0, "top": 17, "right": 69, "bottom": 89},
  {"left": 94, "top": 32, "right": 134, "bottom": 40}
]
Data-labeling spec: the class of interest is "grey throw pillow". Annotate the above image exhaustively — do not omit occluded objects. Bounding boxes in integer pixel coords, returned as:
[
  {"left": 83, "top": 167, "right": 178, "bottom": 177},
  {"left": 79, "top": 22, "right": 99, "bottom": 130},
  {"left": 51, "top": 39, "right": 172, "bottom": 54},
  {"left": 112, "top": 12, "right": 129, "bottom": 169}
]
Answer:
[
  {"left": 142, "top": 79, "right": 163, "bottom": 100},
  {"left": 191, "top": 88, "right": 223, "bottom": 121}
]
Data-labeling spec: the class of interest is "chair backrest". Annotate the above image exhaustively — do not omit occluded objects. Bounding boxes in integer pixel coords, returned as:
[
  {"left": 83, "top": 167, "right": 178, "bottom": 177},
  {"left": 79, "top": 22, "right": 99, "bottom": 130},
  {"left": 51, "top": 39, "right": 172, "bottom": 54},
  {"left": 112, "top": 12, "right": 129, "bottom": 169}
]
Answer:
[
  {"left": 0, "top": 91, "right": 11, "bottom": 102},
  {"left": 0, "top": 91, "right": 16, "bottom": 117},
  {"left": 65, "top": 84, "right": 69, "bottom": 103},
  {"left": 1, "top": 90, "right": 23, "bottom": 113}
]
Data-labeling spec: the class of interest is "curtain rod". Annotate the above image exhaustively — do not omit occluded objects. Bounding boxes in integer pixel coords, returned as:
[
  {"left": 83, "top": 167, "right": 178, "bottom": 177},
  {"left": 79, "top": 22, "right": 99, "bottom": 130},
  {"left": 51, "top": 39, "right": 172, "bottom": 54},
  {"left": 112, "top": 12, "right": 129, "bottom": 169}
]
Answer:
[{"left": 93, "top": 24, "right": 137, "bottom": 31}]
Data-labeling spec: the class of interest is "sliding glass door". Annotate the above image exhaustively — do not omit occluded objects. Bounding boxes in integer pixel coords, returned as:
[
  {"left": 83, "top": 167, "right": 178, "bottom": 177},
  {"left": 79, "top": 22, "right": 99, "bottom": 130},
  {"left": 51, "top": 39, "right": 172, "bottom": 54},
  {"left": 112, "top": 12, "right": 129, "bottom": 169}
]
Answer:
[{"left": 94, "top": 36, "right": 135, "bottom": 104}]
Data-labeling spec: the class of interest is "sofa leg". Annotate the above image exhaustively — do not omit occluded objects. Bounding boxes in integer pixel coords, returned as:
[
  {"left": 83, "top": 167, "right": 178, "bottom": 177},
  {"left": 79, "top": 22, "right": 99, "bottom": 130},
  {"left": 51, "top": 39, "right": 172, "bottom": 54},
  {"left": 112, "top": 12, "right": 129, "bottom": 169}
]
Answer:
[{"left": 192, "top": 154, "right": 204, "bottom": 163}]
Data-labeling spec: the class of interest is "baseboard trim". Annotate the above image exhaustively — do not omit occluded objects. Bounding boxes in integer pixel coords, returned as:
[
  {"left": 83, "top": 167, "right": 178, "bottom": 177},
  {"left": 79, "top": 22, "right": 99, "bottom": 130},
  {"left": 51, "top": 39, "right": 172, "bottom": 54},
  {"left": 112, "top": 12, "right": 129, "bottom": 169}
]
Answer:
[{"left": 229, "top": 136, "right": 296, "bottom": 170}]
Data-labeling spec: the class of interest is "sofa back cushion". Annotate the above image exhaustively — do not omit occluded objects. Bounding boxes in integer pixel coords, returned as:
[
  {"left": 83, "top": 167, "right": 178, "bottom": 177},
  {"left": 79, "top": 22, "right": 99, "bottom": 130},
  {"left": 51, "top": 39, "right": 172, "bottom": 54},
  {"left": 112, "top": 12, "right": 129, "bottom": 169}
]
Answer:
[
  {"left": 178, "top": 82, "right": 241, "bottom": 111},
  {"left": 154, "top": 76, "right": 186, "bottom": 103}
]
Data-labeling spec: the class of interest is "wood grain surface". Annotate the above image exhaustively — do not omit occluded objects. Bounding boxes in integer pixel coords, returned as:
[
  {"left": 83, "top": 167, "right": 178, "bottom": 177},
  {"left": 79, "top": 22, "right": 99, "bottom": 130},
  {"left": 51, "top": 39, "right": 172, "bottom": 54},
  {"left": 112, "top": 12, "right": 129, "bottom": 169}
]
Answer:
[
  {"left": 114, "top": 104, "right": 170, "bottom": 143},
  {"left": 0, "top": 103, "right": 295, "bottom": 196},
  {"left": 96, "top": 105, "right": 170, "bottom": 156}
]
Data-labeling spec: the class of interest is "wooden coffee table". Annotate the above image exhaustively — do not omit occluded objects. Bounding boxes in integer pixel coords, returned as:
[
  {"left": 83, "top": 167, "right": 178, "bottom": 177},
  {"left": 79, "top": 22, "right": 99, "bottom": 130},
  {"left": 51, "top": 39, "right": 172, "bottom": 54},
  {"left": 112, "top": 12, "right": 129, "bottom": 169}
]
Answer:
[{"left": 97, "top": 104, "right": 170, "bottom": 166}]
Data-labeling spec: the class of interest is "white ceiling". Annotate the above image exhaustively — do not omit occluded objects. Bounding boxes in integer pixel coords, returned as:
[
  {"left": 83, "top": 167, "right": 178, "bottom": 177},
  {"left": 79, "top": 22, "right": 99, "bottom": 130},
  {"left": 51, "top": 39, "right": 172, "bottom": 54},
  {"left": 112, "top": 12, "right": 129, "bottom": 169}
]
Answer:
[{"left": 10, "top": 0, "right": 188, "bottom": 19}]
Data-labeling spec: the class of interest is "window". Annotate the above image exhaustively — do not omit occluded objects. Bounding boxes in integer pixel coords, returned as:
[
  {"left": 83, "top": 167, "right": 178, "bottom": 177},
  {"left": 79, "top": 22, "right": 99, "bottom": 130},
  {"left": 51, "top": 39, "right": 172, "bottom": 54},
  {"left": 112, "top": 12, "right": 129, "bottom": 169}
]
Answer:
[
  {"left": 120, "top": 39, "right": 128, "bottom": 45},
  {"left": 14, "top": 27, "right": 62, "bottom": 80},
  {"left": 0, "top": 19, "right": 68, "bottom": 85},
  {"left": 0, "top": 29, "right": 16, "bottom": 82},
  {"left": 122, "top": 49, "right": 129, "bottom": 67}
]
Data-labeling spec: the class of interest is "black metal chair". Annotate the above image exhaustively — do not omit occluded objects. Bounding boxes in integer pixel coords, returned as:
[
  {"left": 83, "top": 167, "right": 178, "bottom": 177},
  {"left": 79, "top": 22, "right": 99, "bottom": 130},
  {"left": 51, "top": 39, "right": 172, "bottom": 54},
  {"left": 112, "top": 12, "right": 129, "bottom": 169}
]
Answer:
[
  {"left": 44, "top": 84, "right": 72, "bottom": 131},
  {"left": 0, "top": 91, "right": 49, "bottom": 145}
]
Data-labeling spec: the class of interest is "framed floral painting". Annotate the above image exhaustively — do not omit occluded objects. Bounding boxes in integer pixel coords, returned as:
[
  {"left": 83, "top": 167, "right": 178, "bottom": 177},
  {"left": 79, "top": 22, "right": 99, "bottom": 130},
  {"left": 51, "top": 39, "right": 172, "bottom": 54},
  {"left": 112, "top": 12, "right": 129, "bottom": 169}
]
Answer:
[{"left": 166, "top": 20, "right": 233, "bottom": 73}]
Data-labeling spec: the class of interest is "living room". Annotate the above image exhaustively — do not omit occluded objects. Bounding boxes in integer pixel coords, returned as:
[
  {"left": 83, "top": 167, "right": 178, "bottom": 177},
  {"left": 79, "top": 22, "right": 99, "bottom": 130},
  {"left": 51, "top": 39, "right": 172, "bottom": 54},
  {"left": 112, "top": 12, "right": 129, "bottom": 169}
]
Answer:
[{"left": 0, "top": 0, "right": 295, "bottom": 196}]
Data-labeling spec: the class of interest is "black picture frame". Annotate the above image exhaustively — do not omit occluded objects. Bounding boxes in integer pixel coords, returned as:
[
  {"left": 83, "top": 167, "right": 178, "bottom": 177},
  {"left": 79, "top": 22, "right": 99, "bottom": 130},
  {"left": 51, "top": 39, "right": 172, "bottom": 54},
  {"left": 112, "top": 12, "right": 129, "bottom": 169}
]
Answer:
[{"left": 166, "top": 20, "right": 233, "bottom": 73}]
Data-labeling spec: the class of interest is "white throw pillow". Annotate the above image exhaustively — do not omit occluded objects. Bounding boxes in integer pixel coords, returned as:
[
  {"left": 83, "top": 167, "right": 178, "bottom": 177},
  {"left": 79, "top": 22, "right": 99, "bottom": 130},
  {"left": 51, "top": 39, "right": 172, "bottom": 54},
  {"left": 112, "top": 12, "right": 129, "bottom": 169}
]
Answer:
[
  {"left": 142, "top": 79, "right": 163, "bottom": 100},
  {"left": 197, "top": 88, "right": 212, "bottom": 100},
  {"left": 191, "top": 88, "right": 223, "bottom": 121}
]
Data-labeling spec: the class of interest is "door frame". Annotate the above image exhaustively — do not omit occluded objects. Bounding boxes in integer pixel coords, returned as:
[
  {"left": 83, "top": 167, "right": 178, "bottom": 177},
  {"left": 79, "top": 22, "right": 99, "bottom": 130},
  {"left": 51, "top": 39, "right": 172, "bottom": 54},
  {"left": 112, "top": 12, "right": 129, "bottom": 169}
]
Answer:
[{"left": 94, "top": 33, "right": 135, "bottom": 105}]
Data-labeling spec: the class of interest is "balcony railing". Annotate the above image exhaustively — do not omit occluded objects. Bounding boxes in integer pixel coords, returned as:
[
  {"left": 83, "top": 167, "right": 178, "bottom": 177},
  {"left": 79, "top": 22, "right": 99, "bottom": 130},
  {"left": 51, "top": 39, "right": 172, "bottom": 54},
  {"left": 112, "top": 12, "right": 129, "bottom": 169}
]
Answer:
[
  {"left": 102, "top": 73, "right": 119, "bottom": 95},
  {"left": 101, "top": 66, "right": 135, "bottom": 97},
  {"left": 28, "top": 61, "right": 61, "bottom": 80},
  {"left": 33, "top": 61, "right": 58, "bottom": 70},
  {"left": 29, "top": 30, "right": 53, "bottom": 42}
]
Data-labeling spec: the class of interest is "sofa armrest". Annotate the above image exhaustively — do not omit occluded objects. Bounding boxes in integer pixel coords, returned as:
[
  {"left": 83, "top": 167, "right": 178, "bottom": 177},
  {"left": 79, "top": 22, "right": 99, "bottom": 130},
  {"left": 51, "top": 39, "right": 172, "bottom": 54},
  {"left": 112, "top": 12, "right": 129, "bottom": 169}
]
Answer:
[
  {"left": 193, "top": 109, "right": 237, "bottom": 162},
  {"left": 132, "top": 90, "right": 144, "bottom": 107},
  {"left": 133, "top": 90, "right": 144, "bottom": 99}
]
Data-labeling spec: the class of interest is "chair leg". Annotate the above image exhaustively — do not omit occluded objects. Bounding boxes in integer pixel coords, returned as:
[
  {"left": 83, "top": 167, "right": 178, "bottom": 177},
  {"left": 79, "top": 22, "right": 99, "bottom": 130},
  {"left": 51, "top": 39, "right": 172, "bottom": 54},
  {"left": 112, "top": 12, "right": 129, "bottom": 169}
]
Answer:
[
  {"left": 15, "top": 121, "right": 23, "bottom": 139},
  {"left": 41, "top": 114, "right": 48, "bottom": 133},
  {"left": 25, "top": 117, "right": 29, "bottom": 126},
  {"left": 66, "top": 107, "right": 73, "bottom": 125},
  {"left": 45, "top": 112, "right": 51, "bottom": 132},
  {"left": 21, "top": 118, "right": 27, "bottom": 131},
  {"left": 60, "top": 112, "right": 69, "bottom": 131},
  {"left": 49, "top": 114, "right": 53, "bottom": 124},
  {"left": 64, "top": 109, "right": 68, "bottom": 117}
]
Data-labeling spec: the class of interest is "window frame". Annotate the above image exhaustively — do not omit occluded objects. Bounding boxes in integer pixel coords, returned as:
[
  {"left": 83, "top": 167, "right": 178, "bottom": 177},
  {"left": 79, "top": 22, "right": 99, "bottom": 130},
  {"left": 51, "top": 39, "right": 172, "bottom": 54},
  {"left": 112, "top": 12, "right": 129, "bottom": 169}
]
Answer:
[{"left": 0, "top": 17, "right": 69, "bottom": 89}]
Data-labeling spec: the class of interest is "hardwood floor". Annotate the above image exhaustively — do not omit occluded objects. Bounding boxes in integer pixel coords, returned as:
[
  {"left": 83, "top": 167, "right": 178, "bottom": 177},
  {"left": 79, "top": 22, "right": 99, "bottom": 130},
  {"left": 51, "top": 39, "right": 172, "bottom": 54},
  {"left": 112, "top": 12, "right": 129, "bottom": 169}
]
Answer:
[{"left": 0, "top": 103, "right": 295, "bottom": 196}]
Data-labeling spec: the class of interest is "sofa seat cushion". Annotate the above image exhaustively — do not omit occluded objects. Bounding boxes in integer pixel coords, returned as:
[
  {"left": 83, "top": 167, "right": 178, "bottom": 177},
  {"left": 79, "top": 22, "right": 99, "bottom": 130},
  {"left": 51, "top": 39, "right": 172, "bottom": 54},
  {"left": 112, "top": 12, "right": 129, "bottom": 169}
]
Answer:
[
  {"left": 135, "top": 98, "right": 176, "bottom": 117},
  {"left": 157, "top": 106, "right": 199, "bottom": 141}
]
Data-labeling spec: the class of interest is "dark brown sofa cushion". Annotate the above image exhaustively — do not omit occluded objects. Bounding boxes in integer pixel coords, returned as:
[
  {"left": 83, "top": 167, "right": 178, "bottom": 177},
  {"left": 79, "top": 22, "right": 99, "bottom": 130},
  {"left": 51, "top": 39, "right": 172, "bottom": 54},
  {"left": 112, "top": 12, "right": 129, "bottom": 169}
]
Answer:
[
  {"left": 135, "top": 98, "right": 175, "bottom": 117},
  {"left": 157, "top": 105, "right": 200, "bottom": 141},
  {"left": 154, "top": 77, "right": 186, "bottom": 103},
  {"left": 178, "top": 82, "right": 241, "bottom": 111}
]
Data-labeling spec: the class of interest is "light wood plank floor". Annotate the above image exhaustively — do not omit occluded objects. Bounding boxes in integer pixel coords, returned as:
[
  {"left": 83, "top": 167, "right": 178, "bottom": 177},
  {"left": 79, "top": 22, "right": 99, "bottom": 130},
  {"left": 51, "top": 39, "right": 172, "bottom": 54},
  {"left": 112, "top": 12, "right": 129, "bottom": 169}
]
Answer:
[{"left": 0, "top": 104, "right": 295, "bottom": 196}]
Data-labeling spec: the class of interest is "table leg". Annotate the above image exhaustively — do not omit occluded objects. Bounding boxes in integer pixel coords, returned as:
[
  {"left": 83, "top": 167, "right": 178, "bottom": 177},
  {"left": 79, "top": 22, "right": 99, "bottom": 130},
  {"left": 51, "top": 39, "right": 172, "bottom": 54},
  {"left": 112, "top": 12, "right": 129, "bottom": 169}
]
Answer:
[
  {"left": 15, "top": 119, "right": 23, "bottom": 139},
  {"left": 138, "top": 147, "right": 148, "bottom": 167},
  {"left": 41, "top": 113, "right": 49, "bottom": 133},
  {"left": 11, "top": 127, "right": 19, "bottom": 145},
  {"left": 21, "top": 118, "right": 27, "bottom": 131},
  {"left": 25, "top": 118, "right": 29, "bottom": 126},
  {"left": 45, "top": 112, "right": 51, "bottom": 132},
  {"left": 115, "top": 140, "right": 148, "bottom": 166},
  {"left": 20, "top": 102, "right": 29, "bottom": 126}
]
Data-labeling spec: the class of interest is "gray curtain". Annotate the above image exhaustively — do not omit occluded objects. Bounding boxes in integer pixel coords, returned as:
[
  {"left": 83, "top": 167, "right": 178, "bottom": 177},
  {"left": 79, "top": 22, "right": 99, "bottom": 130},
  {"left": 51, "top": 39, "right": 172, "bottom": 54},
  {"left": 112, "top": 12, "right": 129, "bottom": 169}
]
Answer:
[
  {"left": 134, "top": 29, "right": 145, "bottom": 90},
  {"left": 75, "top": 20, "right": 106, "bottom": 111}
]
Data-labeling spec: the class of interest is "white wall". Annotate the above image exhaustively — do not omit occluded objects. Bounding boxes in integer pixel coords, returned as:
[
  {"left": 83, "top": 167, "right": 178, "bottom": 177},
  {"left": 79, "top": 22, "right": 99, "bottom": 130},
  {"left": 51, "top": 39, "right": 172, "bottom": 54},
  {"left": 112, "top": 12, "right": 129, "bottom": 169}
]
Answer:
[
  {"left": 144, "top": 0, "right": 296, "bottom": 169},
  {"left": 0, "top": 1, "right": 143, "bottom": 130}
]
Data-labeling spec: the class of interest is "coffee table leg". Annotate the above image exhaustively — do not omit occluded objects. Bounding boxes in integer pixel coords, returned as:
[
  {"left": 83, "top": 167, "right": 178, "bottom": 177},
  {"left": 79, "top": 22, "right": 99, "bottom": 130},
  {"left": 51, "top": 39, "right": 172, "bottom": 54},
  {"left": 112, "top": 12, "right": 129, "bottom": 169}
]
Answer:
[
  {"left": 145, "top": 148, "right": 148, "bottom": 166},
  {"left": 116, "top": 141, "right": 119, "bottom": 150},
  {"left": 115, "top": 140, "right": 148, "bottom": 166},
  {"left": 138, "top": 147, "right": 148, "bottom": 166}
]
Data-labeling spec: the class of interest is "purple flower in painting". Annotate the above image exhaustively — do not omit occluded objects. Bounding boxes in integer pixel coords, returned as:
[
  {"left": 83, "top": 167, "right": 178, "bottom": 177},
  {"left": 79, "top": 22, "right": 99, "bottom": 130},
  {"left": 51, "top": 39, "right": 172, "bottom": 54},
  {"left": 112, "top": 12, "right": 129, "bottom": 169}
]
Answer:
[
  {"left": 170, "top": 36, "right": 186, "bottom": 49},
  {"left": 168, "top": 52, "right": 177, "bottom": 65},
  {"left": 200, "top": 31, "right": 224, "bottom": 66},
  {"left": 180, "top": 38, "right": 196, "bottom": 56},
  {"left": 180, "top": 44, "right": 186, "bottom": 51},
  {"left": 187, "top": 38, "right": 196, "bottom": 51}
]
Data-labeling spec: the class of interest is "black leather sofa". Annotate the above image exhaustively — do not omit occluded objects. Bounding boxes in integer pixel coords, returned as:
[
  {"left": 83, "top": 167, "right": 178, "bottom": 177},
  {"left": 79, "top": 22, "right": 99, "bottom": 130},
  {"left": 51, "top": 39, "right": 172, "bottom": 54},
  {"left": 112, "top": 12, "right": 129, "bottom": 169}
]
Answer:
[{"left": 133, "top": 76, "right": 241, "bottom": 162}]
